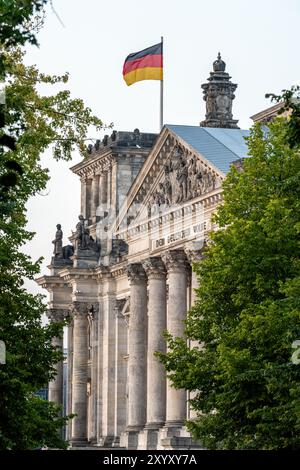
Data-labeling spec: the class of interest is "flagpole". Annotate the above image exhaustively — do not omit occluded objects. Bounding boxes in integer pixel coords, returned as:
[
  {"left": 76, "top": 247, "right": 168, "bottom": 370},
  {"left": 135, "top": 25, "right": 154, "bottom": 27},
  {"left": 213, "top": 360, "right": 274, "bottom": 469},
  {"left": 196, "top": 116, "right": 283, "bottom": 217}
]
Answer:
[{"left": 160, "top": 36, "right": 163, "bottom": 130}]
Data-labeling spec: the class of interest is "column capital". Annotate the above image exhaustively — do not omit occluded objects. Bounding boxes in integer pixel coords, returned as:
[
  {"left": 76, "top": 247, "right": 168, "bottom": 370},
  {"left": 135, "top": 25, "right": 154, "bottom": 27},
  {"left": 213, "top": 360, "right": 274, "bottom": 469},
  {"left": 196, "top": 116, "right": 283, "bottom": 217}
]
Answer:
[
  {"left": 162, "top": 249, "right": 189, "bottom": 273},
  {"left": 125, "top": 263, "right": 147, "bottom": 285},
  {"left": 184, "top": 239, "right": 207, "bottom": 263},
  {"left": 46, "top": 308, "right": 67, "bottom": 323},
  {"left": 70, "top": 301, "right": 95, "bottom": 319},
  {"left": 142, "top": 257, "right": 166, "bottom": 279}
]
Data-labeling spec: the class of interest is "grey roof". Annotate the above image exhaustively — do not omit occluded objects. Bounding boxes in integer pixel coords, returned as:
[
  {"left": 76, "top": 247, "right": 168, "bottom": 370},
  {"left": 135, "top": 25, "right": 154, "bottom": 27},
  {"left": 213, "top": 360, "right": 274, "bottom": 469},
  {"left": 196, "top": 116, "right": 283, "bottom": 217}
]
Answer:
[{"left": 166, "top": 125, "right": 250, "bottom": 174}]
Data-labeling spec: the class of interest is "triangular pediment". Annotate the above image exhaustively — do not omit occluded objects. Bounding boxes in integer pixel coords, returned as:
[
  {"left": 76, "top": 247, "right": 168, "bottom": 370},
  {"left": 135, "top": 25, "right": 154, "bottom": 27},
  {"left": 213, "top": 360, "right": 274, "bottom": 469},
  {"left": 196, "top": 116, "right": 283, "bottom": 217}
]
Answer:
[{"left": 113, "top": 126, "right": 225, "bottom": 234}]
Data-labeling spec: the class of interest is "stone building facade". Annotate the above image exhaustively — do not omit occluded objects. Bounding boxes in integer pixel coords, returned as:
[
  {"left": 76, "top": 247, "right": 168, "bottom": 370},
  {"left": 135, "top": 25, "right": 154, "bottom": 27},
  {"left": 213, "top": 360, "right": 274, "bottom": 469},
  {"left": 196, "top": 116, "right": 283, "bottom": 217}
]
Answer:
[{"left": 37, "top": 55, "right": 250, "bottom": 449}]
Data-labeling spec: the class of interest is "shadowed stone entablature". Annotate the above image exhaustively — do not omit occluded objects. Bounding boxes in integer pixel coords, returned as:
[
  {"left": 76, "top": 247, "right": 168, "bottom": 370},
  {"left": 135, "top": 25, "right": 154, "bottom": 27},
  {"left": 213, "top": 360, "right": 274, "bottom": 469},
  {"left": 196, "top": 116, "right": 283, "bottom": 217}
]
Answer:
[{"left": 35, "top": 275, "right": 70, "bottom": 291}]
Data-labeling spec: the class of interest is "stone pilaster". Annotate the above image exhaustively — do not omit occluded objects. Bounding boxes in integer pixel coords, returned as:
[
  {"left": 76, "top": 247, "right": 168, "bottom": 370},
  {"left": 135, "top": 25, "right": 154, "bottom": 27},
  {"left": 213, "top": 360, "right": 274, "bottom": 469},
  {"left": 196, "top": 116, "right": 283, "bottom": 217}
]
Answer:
[
  {"left": 99, "top": 172, "right": 108, "bottom": 212},
  {"left": 89, "top": 305, "right": 99, "bottom": 443},
  {"left": 162, "top": 250, "right": 189, "bottom": 428},
  {"left": 138, "top": 257, "right": 167, "bottom": 450},
  {"left": 70, "top": 302, "right": 90, "bottom": 446},
  {"left": 47, "top": 309, "right": 66, "bottom": 409},
  {"left": 91, "top": 173, "right": 100, "bottom": 222},
  {"left": 113, "top": 299, "right": 128, "bottom": 446},
  {"left": 120, "top": 263, "right": 147, "bottom": 449},
  {"left": 80, "top": 177, "right": 87, "bottom": 219},
  {"left": 86, "top": 178, "right": 92, "bottom": 221}
]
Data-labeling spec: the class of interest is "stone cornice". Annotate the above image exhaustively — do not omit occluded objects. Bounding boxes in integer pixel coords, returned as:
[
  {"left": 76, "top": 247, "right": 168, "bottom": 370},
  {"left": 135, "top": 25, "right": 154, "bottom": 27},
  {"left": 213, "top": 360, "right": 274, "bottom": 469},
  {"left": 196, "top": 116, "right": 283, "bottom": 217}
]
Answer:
[
  {"left": 58, "top": 267, "right": 97, "bottom": 283},
  {"left": 35, "top": 275, "right": 70, "bottom": 291},
  {"left": 70, "top": 150, "right": 114, "bottom": 178}
]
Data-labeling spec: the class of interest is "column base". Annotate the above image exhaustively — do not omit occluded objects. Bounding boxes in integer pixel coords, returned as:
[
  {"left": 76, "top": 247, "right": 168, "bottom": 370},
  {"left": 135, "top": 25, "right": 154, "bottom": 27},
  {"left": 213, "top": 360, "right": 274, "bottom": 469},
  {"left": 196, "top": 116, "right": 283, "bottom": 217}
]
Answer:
[
  {"left": 112, "top": 436, "right": 120, "bottom": 448},
  {"left": 138, "top": 428, "right": 161, "bottom": 450},
  {"left": 97, "top": 435, "right": 115, "bottom": 447},
  {"left": 120, "top": 430, "right": 140, "bottom": 449},
  {"left": 157, "top": 425, "right": 203, "bottom": 450},
  {"left": 70, "top": 438, "right": 89, "bottom": 447},
  {"left": 145, "top": 421, "right": 165, "bottom": 430}
]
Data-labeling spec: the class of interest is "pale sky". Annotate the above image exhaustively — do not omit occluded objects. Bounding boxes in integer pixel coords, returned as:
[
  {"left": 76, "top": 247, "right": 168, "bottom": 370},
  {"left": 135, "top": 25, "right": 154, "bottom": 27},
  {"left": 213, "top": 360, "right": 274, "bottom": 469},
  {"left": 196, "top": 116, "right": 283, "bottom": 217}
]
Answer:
[{"left": 23, "top": 0, "right": 300, "bottom": 296}]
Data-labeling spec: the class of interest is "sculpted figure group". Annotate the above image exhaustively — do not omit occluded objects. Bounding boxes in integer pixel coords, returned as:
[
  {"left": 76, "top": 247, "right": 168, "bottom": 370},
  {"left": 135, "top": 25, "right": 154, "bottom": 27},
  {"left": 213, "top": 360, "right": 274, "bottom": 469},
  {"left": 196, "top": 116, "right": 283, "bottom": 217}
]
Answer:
[{"left": 148, "top": 145, "right": 217, "bottom": 215}]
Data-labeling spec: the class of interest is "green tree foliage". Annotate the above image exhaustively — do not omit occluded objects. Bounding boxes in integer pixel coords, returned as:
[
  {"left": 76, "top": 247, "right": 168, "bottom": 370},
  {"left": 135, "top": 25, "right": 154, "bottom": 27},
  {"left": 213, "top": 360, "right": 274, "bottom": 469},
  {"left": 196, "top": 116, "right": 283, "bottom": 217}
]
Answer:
[
  {"left": 159, "top": 119, "right": 300, "bottom": 449},
  {"left": 0, "top": 1, "right": 50, "bottom": 186},
  {"left": 0, "top": 47, "right": 102, "bottom": 449},
  {"left": 266, "top": 86, "right": 300, "bottom": 149}
]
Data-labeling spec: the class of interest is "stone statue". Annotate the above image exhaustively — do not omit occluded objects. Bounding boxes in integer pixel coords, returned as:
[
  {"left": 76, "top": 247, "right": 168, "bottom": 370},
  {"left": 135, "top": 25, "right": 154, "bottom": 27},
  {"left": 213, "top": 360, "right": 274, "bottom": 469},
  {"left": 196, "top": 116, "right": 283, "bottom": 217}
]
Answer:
[
  {"left": 52, "top": 224, "right": 63, "bottom": 259},
  {"left": 175, "top": 155, "right": 188, "bottom": 203},
  {"left": 74, "top": 215, "right": 86, "bottom": 250}
]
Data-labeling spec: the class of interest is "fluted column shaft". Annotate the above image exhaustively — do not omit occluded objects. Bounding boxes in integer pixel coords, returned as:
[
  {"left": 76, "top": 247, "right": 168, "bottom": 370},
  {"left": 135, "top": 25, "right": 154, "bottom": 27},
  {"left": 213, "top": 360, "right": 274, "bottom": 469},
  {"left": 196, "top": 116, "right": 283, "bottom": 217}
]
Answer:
[
  {"left": 99, "top": 172, "right": 108, "bottom": 209},
  {"left": 67, "top": 320, "right": 73, "bottom": 440},
  {"left": 47, "top": 309, "right": 65, "bottom": 408},
  {"left": 126, "top": 263, "right": 147, "bottom": 430},
  {"left": 91, "top": 174, "right": 100, "bottom": 220},
  {"left": 71, "top": 302, "right": 89, "bottom": 443},
  {"left": 142, "top": 257, "right": 166, "bottom": 428},
  {"left": 163, "top": 250, "right": 188, "bottom": 427},
  {"left": 80, "top": 177, "right": 87, "bottom": 219},
  {"left": 184, "top": 241, "right": 205, "bottom": 420}
]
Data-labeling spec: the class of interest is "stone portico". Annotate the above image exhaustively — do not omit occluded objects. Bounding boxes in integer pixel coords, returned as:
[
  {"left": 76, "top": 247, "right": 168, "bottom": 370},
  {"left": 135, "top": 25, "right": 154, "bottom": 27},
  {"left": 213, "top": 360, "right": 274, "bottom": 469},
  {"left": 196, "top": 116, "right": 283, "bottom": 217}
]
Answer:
[{"left": 37, "top": 55, "right": 250, "bottom": 449}]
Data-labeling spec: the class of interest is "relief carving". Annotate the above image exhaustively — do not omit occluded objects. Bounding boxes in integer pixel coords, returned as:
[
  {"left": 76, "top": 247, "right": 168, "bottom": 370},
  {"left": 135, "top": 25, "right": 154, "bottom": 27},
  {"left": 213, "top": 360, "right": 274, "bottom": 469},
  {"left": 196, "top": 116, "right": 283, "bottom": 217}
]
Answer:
[{"left": 148, "top": 145, "right": 218, "bottom": 214}]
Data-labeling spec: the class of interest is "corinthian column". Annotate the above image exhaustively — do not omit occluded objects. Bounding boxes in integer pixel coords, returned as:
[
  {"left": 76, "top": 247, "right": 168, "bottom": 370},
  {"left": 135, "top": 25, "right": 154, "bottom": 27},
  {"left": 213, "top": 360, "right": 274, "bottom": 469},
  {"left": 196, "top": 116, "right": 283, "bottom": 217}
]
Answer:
[
  {"left": 91, "top": 173, "right": 100, "bottom": 222},
  {"left": 142, "top": 257, "right": 166, "bottom": 429},
  {"left": 184, "top": 240, "right": 206, "bottom": 420},
  {"left": 47, "top": 309, "right": 65, "bottom": 408},
  {"left": 123, "top": 263, "right": 147, "bottom": 448},
  {"left": 162, "top": 249, "right": 189, "bottom": 428},
  {"left": 70, "top": 302, "right": 89, "bottom": 445}
]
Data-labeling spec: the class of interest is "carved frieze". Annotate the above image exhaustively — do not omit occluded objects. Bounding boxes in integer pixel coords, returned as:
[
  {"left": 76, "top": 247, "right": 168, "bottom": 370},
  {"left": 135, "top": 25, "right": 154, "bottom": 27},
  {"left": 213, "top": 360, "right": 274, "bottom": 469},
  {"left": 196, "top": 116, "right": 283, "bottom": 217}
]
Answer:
[{"left": 147, "top": 144, "right": 219, "bottom": 216}]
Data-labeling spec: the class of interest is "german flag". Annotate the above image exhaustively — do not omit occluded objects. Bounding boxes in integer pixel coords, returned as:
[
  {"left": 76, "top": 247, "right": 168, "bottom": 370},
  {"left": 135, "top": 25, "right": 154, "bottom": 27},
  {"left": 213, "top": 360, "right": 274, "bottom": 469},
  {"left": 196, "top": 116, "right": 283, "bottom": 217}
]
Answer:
[{"left": 123, "top": 42, "right": 163, "bottom": 86}]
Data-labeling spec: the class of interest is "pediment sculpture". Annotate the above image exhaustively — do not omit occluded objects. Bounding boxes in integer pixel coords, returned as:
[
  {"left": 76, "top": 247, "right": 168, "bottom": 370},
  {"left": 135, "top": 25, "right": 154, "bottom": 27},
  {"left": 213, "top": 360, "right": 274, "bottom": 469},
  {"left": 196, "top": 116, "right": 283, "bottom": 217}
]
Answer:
[{"left": 147, "top": 145, "right": 218, "bottom": 215}]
